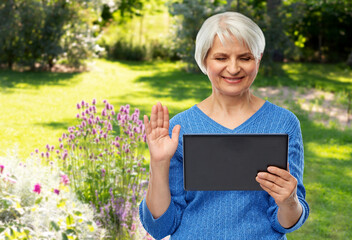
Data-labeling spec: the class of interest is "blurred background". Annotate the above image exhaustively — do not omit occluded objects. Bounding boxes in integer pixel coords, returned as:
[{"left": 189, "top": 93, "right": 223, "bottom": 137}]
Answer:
[{"left": 0, "top": 0, "right": 351, "bottom": 239}]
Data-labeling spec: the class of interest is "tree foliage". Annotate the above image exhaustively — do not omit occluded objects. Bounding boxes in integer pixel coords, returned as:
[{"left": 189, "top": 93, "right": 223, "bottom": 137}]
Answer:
[
  {"left": 169, "top": 0, "right": 352, "bottom": 73},
  {"left": 0, "top": 0, "right": 102, "bottom": 70},
  {"left": 169, "top": 0, "right": 227, "bottom": 72}
]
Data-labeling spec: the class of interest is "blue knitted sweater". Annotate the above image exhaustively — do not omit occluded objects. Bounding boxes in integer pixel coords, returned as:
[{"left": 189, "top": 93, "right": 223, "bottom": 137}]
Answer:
[{"left": 139, "top": 101, "right": 309, "bottom": 240}]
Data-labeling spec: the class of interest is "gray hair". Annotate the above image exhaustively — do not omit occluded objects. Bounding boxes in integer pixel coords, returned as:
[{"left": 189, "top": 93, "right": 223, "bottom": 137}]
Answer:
[{"left": 195, "top": 12, "right": 265, "bottom": 74}]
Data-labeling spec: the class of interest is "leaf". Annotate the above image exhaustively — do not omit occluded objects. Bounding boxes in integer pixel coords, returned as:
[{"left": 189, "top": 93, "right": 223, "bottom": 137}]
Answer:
[
  {"left": 62, "top": 232, "right": 68, "bottom": 240},
  {"left": 66, "top": 214, "right": 74, "bottom": 226},
  {"left": 50, "top": 221, "right": 60, "bottom": 232},
  {"left": 57, "top": 199, "right": 66, "bottom": 208},
  {"left": 73, "top": 210, "right": 82, "bottom": 216},
  {"left": 65, "top": 229, "right": 76, "bottom": 235},
  {"left": 87, "top": 224, "right": 95, "bottom": 232},
  {"left": 35, "top": 197, "right": 43, "bottom": 205}
]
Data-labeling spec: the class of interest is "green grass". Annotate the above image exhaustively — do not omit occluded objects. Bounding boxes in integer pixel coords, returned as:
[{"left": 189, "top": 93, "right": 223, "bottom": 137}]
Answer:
[
  {"left": 1, "top": 60, "right": 352, "bottom": 239},
  {"left": 256, "top": 62, "right": 352, "bottom": 93}
]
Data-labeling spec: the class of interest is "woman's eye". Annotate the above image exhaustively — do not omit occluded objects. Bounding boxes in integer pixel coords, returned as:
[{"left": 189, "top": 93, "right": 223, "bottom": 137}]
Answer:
[
  {"left": 241, "top": 58, "right": 251, "bottom": 61},
  {"left": 215, "top": 58, "right": 226, "bottom": 61}
]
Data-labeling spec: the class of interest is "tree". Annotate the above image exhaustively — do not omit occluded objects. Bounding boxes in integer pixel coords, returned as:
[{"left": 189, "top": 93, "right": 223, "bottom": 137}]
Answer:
[
  {"left": 0, "top": 0, "right": 103, "bottom": 70},
  {"left": 169, "top": 0, "right": 227, "bottom": 72},
  {"left": 0, "top": 0, "right": 21, "bottom": 70}
]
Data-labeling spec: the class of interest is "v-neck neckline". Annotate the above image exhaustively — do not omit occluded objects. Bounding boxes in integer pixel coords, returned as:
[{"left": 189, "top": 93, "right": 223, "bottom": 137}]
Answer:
[{"left": 193, "top": 101, "right": 269, "bottom": 133}]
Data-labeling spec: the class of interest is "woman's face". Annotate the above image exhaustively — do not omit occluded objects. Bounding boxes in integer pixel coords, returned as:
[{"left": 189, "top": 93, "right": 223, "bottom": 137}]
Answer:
[{"left": 205, "top": 35, "right": 260, "bottom": 97}]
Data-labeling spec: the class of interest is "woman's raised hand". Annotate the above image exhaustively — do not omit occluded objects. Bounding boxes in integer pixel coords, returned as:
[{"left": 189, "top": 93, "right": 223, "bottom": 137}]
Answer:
[{"left": 144, "top": 102, "right": 181, "bottom": 165}]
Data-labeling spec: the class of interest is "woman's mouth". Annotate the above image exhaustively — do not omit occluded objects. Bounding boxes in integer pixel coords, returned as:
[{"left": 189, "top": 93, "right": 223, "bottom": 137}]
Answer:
[{"left": 222, "top": 76, "right": 245, "bottom": 84}]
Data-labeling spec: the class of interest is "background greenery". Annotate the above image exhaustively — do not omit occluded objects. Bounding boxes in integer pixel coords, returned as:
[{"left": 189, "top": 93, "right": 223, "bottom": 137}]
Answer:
[
  {"left": 1, "top": 0, "right": 352, "bottom": 239},
  {"left": 1, "top": 59, "right": 352, "bottom": 239}
]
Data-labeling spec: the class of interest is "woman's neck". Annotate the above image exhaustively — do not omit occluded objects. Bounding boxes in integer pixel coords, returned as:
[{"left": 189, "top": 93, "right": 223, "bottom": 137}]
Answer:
[{"left": 197, "top": 91, "right": 265, "bottom": 129}]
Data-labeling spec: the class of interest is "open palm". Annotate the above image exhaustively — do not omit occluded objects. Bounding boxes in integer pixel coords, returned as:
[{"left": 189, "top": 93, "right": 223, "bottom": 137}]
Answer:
[{"left": 144, "top": 102, "right": 180, "bottom": 164}]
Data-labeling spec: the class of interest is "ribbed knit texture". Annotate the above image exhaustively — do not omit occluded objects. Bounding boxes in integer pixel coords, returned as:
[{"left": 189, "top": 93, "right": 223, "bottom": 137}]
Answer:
[{"left": 139, "top": 101, "right": 309, "bottom": 240}]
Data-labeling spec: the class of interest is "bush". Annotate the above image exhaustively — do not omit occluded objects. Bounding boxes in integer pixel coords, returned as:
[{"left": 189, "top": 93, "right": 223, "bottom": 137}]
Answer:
[
  {"left": 108, "top": 40, "right": 147, "bottom": 61},
  {"left": 0, "top": 0, "right": 103, "bottom": 71},
  {"left": 0, "top": 151, "right": 103, "bottom": 239},
  {"left": 34, "top": 99, "right": 149, "bottom": 239}
]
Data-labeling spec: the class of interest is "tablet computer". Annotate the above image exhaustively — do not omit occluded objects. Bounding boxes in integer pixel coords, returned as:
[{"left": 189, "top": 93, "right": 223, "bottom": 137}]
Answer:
[{"left": 183, "top": 134, "right": 288, "bottom": 191}]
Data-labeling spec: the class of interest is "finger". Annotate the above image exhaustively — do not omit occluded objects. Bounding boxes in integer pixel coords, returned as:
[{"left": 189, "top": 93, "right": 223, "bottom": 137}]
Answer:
[
  {"left": 171, "top": 125, "right": 181, "bottom": 143},
  {"left": 259, "top": 183, "right": 280, "bottom": 199},
  {"left": 144, "top": 115, "right": 151, "bottom": 135},
  {"left": 267, "top": 166, "right": 292, "bottom": 181},
  {"left": 163, "top": 105, "right": 169, "bottom": 130},
  {"left": 256, "top": 172, "right": 286, "bottom": 188},
  {"left": 256, "top": 176, "right": 282, "bottom": 195},
  {"left": 157, "top": 102, "right": 163, "bottom": 128},
  {"left": 150, "top": 104, "right": 157, "bottom": 129}
]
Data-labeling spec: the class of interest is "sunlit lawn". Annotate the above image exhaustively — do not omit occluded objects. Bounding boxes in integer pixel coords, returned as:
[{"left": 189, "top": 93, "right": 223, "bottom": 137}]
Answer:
[{"left": 0, "top": 59, "right": 351, "bottom": 239}]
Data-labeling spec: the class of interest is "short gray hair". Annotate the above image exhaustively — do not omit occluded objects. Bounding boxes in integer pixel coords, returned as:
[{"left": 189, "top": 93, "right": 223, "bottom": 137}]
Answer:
[{"left": 195, "top": 12, "right": 265, "bottom": 74}]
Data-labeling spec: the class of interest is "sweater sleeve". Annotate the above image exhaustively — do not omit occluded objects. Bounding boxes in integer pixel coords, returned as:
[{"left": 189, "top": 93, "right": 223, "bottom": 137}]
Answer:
[
  {"left": 139, "top": 119, "right": 187, "bottom": 240},
  {"left": 267, "top": 115, "right": 310, "bottom": 233}
]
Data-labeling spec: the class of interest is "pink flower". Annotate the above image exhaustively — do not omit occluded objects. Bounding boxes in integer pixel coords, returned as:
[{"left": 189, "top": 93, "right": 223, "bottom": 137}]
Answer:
[
  {"left": 0, "top": 165, "right": 4, "bottom": 174},
  {"left": 92, "top": 98, "right": 96, "bottom": 105},
  {"left": 53, "top": 189, "right": 60, "bottom": 195},
  {"left": 60, "top": 174, "right": 70, "bottom": 185},
  {"left": 33, "top": 183, "right": 41, "bottom": 194},
  {"left": 77, "top": 103, "right": 81, "bottom": 109}
]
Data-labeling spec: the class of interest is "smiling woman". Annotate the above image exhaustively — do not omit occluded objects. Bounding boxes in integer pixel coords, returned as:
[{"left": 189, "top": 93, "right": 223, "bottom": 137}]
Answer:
[{"left": 139, "top": 12, "right": 309, "bottom": 240}]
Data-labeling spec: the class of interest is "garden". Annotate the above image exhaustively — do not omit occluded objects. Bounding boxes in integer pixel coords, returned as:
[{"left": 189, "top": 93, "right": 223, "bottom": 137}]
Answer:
[{"left": 1, "top": 0, "right": 352, "bottom": 239}]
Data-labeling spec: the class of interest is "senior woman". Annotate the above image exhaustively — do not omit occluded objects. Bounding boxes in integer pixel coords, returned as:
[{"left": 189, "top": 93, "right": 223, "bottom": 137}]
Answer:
[{"left": 139, "top": 12, "right": 309, "bottom": 239}]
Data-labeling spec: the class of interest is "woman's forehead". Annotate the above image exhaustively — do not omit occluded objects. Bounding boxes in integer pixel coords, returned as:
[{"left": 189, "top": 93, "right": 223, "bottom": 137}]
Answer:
[{"left": 209, "top": 34, "right": 251, "bottom": 54}]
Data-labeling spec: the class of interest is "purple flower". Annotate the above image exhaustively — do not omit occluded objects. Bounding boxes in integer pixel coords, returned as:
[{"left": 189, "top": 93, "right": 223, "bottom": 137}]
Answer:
[
  {"left": 35, "top": 148, "right": 39, "bottom": 153},
  {"left": 76, "top": 114, "right": 80, "bottom": 119},
  {"left": 62, "top": 151, "right": 68, "bottom": 160},
  {"left": 77, "top": 103, "right": 81, "bottom": 109},
  {"left": 102, "top": 108, "right": 107, "bottom": 117},
  {"left": 0, "top": 165, "right": 4, "bottom": 174},
  {"left": 53, "top": 189, "right": 60, "bottom": 195},
  {"left": 46, "top": 152, "right": 50, "bottom": 158},
  {"left": 56, "top": 150, "right": 60, "bottom": 154},
  {"left": 60, "top": 174, "right": 70, "bottom": 185},
  {"left": 33, "top": 183, "right": 41, "bottom": 194},
  {"left": 41, "top": 152, "right": 45, "bottom": 158},
  {"left": 81, "top": 100, "right": 85, "bottom": 108},
  {"left": 101, "top": 169, "right": 106, "bottom": 178},
  {"left": 59, "top": 143, "right": 64, "bottom": 149},
  {"left": 92, "top": 128, "right": 97, "bottom": 134},
  {"left": 92, "top": 98, "right": 96, "bottom": 105}
]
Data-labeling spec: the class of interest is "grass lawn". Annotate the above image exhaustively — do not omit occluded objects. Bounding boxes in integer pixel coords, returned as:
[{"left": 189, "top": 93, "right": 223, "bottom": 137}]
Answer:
[{"left": 1, "top": 59, "right": 352, "bottom": 239}]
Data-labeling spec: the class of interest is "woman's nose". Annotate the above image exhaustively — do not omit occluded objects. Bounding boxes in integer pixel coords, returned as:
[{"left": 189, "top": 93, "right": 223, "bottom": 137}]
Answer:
[{"left": 226, "top": 59, "right": 241, "bottom": 75}]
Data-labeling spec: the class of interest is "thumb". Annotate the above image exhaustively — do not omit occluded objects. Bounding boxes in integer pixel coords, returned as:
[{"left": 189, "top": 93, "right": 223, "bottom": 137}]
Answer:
[{"left": 171, "top": 125, "right": 181, "bottom": 143}]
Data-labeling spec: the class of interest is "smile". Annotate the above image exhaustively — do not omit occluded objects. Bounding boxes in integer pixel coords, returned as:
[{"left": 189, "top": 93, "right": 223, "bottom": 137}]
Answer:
[{"left": 222, "top": 76, "right": 244, "bottom": 83}]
